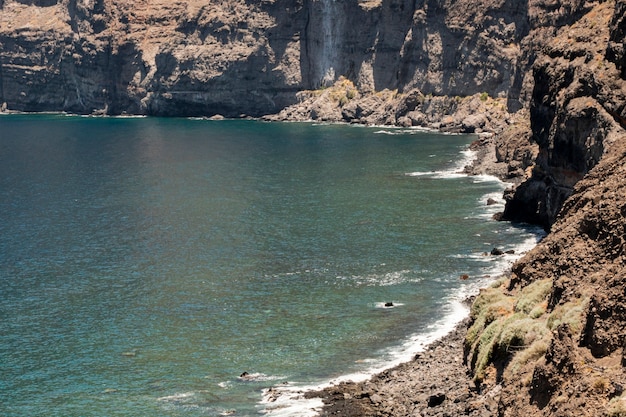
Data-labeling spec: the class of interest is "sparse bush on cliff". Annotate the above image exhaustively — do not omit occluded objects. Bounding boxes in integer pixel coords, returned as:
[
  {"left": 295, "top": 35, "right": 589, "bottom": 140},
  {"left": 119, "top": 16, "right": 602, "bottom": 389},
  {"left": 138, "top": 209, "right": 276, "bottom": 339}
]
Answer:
[
  {"left": 546, "top": 298, "right": 588, "bottom": 332},
  {"left": 472, "top": 319, "right": 504, "bottom": 381},
  {"left": 515, "top": 279, "right": 552, "bottom": 314},
  {"left": 466, "top": 276, "right": 556, "bottom": 383},
  {"left": 466, "top": 285, "right": 513, "bottom": 349},
  {"left": 326, "top": 77, "right": 358, "bottom": 107},
  {"left": 498, "top": 315, "right": 546, "bottom": 354},
  {"left": 505, "top": 337, "right": 549, "bottom": 379}
]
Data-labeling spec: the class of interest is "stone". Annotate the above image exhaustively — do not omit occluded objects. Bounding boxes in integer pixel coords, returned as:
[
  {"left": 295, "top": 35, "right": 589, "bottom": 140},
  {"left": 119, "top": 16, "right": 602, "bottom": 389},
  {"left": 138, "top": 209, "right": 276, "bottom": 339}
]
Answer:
[
  {"left": 427, "top": 392, "right": 446, "bottom": 407},
  {"left": 490, "top": 248, "right": 504, "bottom": 256},
  {"left": 370, "top": 393, "right": 383, "bottom": 404}
]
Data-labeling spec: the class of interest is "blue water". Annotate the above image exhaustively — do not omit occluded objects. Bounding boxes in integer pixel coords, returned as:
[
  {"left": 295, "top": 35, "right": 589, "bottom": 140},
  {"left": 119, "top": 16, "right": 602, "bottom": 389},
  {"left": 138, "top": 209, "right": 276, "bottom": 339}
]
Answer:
[{"left": 0, "top": 115, "right": 540, "bottom": 416}]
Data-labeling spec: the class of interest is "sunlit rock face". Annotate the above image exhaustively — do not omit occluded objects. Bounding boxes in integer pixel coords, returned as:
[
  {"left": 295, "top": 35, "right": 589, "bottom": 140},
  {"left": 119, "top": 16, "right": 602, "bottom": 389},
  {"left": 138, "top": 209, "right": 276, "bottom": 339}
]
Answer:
[{"left": 0, "top": 0, "right": 544, "bottom": 116}]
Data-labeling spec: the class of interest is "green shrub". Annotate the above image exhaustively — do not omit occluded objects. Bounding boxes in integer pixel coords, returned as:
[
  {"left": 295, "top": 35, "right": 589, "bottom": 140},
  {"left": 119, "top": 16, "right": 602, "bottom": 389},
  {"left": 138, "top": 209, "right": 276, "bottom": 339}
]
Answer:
[
  {"left": 547, "top": 298, "right": 588, "bottom": 332},
  {"left": 470, "top": 287, "right": 510, "bottom": 320},
  {"left": 480, "top": 92, "right": 489, "bottom": 101},
  {"left": 498, "top": 315, "right": 547, "bottom": 355},
  {"left": 472, "top": 320, "right": 504, "bottom": 381},
  {"left": 529, "top": 305, "right": 546, "bottom": 319},
  {"left": 506, "top": 337, "right": 549, "bottom": 377},
  {"left": 515, "top": 279, "right": 552, "bottom": 314},
  {"left": 490, "top": 277, "right": 508, "bottom": 289},
  {"left": 498, "top": 314, "right": 532, "bottom": 353},
  {"left": 466, "top": 287, "right": 513, "bottom": 348}
]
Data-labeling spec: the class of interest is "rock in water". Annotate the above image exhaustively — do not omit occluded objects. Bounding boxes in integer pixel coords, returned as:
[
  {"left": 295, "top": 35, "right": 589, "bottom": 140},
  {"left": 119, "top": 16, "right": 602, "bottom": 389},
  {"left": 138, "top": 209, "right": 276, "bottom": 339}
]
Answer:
[{"left": 490, "top": 248, "right": 504, "bottom": 256}]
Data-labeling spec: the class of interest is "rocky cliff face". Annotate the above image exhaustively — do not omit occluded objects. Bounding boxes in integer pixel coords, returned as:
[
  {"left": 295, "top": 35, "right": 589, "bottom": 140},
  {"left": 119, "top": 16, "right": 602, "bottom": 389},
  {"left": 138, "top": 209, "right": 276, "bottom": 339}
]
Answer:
[
  {"left": 483, "top": 123, "right": 626, "bottom": 417},
  {"left": 463, "top": 2, "right": 626, "bottom": 416},
  {"left": 502, "top": 0, "right": 626, "bottom": 230},
  {"left": 0, "top": 0, "right": 569, "bottom": 117},
  {"left": 0, "top": 0, "right": 300, "bottom": 115}
]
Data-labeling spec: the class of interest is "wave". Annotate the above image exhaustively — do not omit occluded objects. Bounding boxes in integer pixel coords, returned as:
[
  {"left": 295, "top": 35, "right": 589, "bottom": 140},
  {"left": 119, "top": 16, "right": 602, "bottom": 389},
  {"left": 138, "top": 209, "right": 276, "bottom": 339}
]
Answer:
[
  {"left": 373, "top": 126, "right": 465, "bottom": 136},
  {"left": 405, "top": 170, "right": 467, "bottom": 179},
  {"left": 260, "top": 298, "right": 470, "bottom": 417},
  {"left": 374, "top": 301, "right": 405, "bottom": 309},
  {"left": 373, "top": 127, "right": 435, "bottom": 135},
  {"left": 405, "top": 148, "right": 476, "bottom": 179},
  {"left": 237, "top": 372, "right": 287, "bottom": 382},
  {"left": 337, "top": 269, "right": 420, "bottom": 287}
]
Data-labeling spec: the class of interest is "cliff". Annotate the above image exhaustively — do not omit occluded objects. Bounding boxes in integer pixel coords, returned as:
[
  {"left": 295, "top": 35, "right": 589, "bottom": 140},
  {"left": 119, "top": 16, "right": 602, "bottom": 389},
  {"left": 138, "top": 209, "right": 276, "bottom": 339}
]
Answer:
[
  {"left": 501, "top": 0, "right": 626, "bottom": 230},
  {"left": 463, "top": 2, "right": 626, "bottom": 416},
  {"left": 2, "top": 1, "right": 626, "bottom": 416},
  {"left": 0, "top": 0, "right": 586, "bottom": 117}
]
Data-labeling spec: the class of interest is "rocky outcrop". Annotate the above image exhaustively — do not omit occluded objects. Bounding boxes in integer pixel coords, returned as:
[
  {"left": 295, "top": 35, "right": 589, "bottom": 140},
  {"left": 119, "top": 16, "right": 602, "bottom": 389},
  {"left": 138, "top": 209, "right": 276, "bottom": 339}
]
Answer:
[
  {"left": 310, "top": 321, "right": 503, "bottom": 417},
  {"left": 0, "top": 0, "right": 303, "bottom": 116},
  {"left": 501, "top": 0, "right": 626, "bottom": 230},
  {"left": 483, "top": 126, "right": 626, "bottom": 417},
  {"left": 460, "top": 3, "right": 626, "bottom": 415}
]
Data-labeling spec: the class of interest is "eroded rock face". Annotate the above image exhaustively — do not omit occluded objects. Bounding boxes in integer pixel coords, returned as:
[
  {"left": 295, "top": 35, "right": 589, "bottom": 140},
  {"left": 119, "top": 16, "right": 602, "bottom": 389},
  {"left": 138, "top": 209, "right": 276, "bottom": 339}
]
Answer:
[
  {"left": 606, "top": 0, "right": 626, "bottom": 79},
  {"left": 0, "top": 0, "right": 304, "bottom": 115},
  {"left": 502, "top": 0, "right": 626, "bottom": 230},
  {"left": 497, "top": 130, "right": 626, "bottom": 417},
  {"left": 0, "top": 0, "right": 553, "bottom": 116}
]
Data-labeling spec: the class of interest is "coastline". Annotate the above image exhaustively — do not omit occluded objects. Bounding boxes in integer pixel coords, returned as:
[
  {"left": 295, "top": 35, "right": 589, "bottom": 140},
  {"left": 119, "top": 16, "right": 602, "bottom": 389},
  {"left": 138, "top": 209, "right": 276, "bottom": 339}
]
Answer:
[
  {"left": 1, "top": 0, "right": 623, "bottom": 414},
  {"left": 259, "top": 134, "right": 541, "bottom": 417},
  {"left": 308, "top": 318, "right": 499, "bottom": 417},
  {"left": 3, "top": 110, "right": 531, "bottom": 417}
]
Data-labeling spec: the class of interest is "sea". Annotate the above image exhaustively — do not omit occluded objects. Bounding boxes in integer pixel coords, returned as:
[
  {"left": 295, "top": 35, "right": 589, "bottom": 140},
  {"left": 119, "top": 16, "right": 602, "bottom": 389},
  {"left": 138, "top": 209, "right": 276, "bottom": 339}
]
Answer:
[{"left": 0, "top": 115, "right": 543, "bottom": 417}]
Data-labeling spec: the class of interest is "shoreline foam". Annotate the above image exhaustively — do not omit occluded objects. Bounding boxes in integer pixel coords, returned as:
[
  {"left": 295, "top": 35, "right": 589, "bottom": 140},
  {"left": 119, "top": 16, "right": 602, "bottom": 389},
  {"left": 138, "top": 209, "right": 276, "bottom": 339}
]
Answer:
[{"left": 260, "top": 144, "right": 544, "bottom": 416}]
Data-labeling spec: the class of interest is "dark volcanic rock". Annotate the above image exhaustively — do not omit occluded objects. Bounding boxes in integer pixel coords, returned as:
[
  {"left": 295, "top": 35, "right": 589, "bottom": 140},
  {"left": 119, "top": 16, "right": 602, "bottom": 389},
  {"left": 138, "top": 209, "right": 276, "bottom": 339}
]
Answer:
[
  {"left": 502, "top": 0, "right": 626, "bottom": 230},
  {"left": 427, "top": 392, "right": 446, "bottom": 407},
  {"left": 311, "top": 321, "right": 497, "bottom": 417}
]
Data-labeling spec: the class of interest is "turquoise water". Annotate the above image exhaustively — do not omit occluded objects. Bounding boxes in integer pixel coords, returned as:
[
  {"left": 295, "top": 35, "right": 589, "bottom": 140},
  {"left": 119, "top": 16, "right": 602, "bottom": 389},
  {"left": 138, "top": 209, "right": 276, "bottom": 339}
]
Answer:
[{"left": 0, "top": 116, "right": 540, "bottom": 416}]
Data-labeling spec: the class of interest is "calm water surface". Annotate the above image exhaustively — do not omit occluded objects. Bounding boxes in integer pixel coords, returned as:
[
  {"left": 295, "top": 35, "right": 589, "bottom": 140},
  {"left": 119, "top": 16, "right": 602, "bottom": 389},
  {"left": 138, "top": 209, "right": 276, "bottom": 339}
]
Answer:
[{"left": 0, "top": 116, "right": 540, "bottom": 416}]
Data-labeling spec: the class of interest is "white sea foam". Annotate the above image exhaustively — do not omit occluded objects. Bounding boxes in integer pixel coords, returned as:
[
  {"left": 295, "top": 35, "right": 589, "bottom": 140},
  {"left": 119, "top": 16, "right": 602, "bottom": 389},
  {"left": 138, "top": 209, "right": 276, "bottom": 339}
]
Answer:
[
  {"left": 157, "top": 391, "right": 227, "bottom": 415},
  {"left": 337, "top": 269, "right": 420, "bottom": 287},
  {"left": 261, "top": 298, "right": 470, "bottom": 417},
  {"left": 373, "top": 126, "right": 463, "bottom": 135},
  {"left": 261, "top": 228, "right": 542, "bottom": 416},
  {"left": 405, "top": 170, "right": 467, "bottom": 179},
  {"left": 238, "top": 372, "right": 287, "bottom": 382},
  {"left": 405, "top": 148, "right": 476, "bottom": 179},
  {"left": 157, "top": 392, "right": 195, "bottom": 402},
  {"left": 374, "top": 301, "right": 405, "bottom": 309}
]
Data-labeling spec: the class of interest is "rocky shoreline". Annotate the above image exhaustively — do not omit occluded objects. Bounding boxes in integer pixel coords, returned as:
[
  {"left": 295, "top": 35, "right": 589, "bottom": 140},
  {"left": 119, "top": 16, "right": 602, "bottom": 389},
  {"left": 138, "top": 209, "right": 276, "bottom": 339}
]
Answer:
[
  {"left": 265, "top": 2, "right": 626, "bottom": 414},
  {"left": 307, "top": 319, "right": 502, "bottom": 417},
  {"left": 292, "top": 137, "right": 528, "bottom": 417}
]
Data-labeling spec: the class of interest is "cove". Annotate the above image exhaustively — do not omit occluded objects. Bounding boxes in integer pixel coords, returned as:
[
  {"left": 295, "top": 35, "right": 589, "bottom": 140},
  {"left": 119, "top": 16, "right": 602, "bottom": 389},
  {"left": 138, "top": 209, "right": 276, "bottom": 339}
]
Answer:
[{"left": 0, "top": 115, "right": 541, "bottom": 416}]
